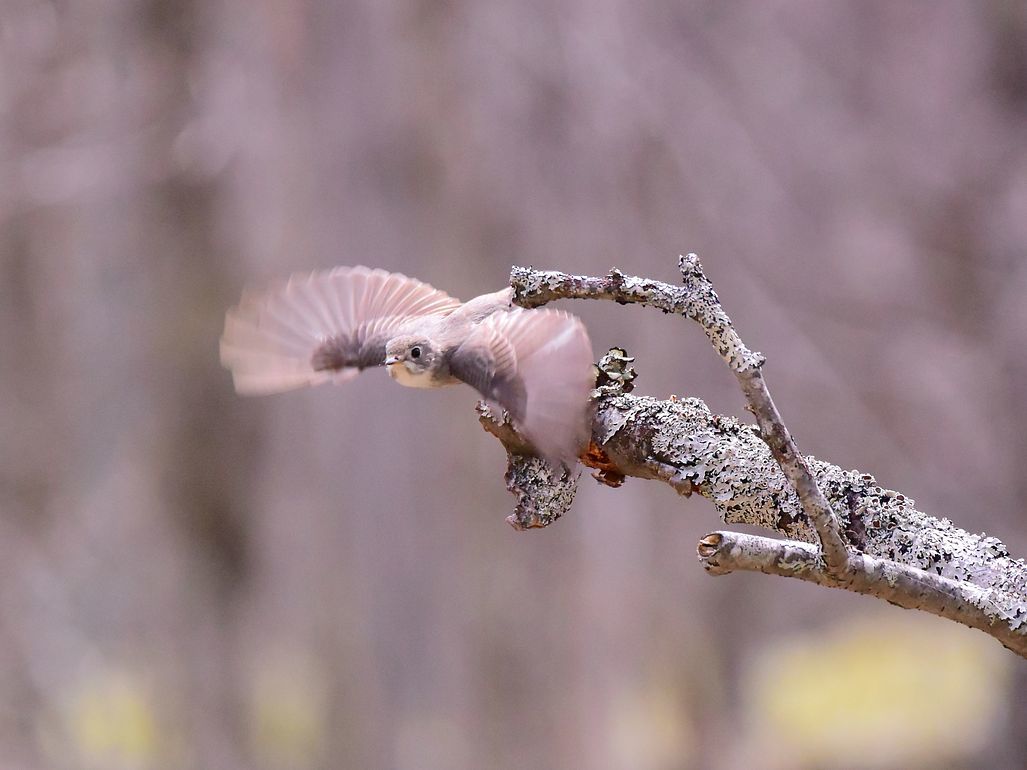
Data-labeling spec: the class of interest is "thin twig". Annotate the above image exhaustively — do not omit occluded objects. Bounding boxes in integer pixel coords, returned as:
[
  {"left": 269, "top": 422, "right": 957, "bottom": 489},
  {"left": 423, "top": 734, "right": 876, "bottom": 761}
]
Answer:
[{"left": 696, "top": 530, "right": 1027, "bottom": 656}]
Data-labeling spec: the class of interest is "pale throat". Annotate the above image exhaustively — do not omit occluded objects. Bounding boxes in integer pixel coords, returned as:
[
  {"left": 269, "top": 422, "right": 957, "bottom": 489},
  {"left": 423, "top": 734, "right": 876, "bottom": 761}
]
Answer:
[{"left": 387, "top": 362, "right": 444, "bottom": 389}]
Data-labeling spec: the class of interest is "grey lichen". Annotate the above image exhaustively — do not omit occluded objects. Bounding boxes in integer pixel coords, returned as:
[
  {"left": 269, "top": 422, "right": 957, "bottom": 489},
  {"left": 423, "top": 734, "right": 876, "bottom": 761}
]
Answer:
[
  {"left": 592, "top": 347, "right": 637, "bottom": 398},
  {"left": 676, "top": 254, "right": 765, "bottom": 373},
  {"left": 513, "top": 257, "right": 847, "bottom": 572},
  {"left": 694, "top": 530, "right": 1027, "bottom": 652},
  {"left": 502, "top": 454, "right": 580, "bottom": 530},
  {"left": 476, "top": 402, "right": 579, "bottom": 530},
  {"left": 510, "top": 258, "right": 764, "bottom": 374},
  {"left": 594, "top": 393, "right": 815, "bottom": 540},
  {"left": 590, "top": 386, "right": 1027, "bottom": 633},
  {"left": 502, "top": 258, "right": 1027, "bottom": 653},
  {"left": 814, "top": 462, "right": 1027, "bottom": 627}
]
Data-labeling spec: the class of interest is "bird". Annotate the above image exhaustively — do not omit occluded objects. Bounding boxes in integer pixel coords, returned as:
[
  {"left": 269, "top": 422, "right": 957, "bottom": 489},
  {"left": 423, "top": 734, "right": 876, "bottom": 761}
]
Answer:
[{"left": 219, "top": 266, "right": 595, "bottom": 465}]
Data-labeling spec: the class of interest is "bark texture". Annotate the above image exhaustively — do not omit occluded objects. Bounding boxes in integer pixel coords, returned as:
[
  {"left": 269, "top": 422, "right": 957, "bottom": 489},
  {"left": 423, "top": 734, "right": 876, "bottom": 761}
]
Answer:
[{"left": 479, "top": 257, "right": 1027, "bottom": 657}]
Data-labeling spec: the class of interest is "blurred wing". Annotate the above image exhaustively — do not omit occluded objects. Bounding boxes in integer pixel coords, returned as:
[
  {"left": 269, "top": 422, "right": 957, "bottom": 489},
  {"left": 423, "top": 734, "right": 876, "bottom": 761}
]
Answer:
[
  {"left": 220, "top": 267, "right": 460, "bottom": 395},
  {"left": 450, "top": 308, "right": 594, "bottom": 464}
]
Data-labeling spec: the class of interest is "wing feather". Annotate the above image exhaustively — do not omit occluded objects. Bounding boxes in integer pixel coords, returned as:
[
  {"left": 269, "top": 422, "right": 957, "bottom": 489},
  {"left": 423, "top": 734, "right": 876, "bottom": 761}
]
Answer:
[
  {"left": 450, "top": 308, "right": 593, "bottom": 465},
  {"left": 220, "top": 267, "right": 461, "bottom": 395}
]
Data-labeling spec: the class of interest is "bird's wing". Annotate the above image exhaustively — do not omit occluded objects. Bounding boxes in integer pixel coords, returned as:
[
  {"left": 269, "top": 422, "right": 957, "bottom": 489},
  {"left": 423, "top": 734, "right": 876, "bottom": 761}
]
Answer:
[
  {"left": 220, "top": 267, "right": 460, "bottom": 395},
  {"left": 449, "top": 308, "right": 594, "bottom": 464}
]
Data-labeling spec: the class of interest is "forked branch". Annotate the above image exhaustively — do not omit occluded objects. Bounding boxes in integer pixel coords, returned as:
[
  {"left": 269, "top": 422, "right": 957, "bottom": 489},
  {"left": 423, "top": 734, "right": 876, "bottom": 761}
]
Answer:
[{"left": 478, "top": 255, "right": 1027, "bottom": 657}]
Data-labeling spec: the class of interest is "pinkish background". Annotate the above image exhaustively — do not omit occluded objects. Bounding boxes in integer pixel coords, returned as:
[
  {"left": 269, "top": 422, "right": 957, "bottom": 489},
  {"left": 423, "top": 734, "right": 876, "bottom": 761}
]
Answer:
[{"left": 2, "top": 1, "right": 1026, "bottom": 768}]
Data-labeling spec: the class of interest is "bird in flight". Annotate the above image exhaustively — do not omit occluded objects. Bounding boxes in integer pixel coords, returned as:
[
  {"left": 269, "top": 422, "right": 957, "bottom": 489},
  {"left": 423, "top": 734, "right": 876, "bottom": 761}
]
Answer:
[{"left": 220, "top": 267, "right": 595, "bottom": 465}]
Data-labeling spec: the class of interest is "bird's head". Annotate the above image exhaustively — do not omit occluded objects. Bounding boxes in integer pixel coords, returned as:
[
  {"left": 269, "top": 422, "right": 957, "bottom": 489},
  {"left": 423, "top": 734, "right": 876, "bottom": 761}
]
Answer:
[{"left": 384, "top": 336, "right": 437, "bottom": 384}]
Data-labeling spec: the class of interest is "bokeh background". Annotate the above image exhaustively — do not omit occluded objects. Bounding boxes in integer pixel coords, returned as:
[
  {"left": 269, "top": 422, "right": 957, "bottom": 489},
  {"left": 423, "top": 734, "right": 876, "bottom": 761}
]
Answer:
[{"left": 3, "top": 1, "right": 1027, "bottom": 768}]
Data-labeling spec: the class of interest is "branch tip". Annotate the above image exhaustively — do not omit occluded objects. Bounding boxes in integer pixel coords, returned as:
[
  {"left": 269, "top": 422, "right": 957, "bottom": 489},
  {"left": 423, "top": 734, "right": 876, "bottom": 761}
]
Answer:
[{"left": 697, "top": 533, "right": 723, "bottom": 557}]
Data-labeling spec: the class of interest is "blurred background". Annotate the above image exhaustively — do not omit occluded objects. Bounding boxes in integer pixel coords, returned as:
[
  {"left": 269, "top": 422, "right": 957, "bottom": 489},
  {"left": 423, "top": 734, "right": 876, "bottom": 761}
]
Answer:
[{"left": 2, "top": 0, "right": 1027, "bottom": 768}]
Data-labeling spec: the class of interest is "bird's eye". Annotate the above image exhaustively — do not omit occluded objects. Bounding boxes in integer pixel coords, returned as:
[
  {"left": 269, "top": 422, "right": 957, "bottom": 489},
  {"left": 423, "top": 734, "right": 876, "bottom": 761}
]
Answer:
[{"left": 410, "top": 346, "right": 421, "bottom": 359}]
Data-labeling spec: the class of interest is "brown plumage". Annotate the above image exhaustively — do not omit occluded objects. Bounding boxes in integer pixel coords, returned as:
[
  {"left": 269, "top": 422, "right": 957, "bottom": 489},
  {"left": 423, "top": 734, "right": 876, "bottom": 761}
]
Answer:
[{"left": 220, "top": 267, "right": 594, "bottom": 465}]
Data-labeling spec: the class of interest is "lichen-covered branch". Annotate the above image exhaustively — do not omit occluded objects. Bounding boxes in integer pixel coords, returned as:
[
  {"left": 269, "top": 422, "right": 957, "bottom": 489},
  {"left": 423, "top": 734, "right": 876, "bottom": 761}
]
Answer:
[
  {"left": 477, "top": 403, "right": 580, "bottom": 530},
  {"left": 513, "top": 256, "right": 849, "bottom": 574},
  {"left": 695, "top": 531, "right": 1027, "bottom": 655},
  {"left": 583, "top": 356, "right": 1027, "bottom": 655},
  {"left": 476, "top": 259, "right": 1027, "bottom": 658}
]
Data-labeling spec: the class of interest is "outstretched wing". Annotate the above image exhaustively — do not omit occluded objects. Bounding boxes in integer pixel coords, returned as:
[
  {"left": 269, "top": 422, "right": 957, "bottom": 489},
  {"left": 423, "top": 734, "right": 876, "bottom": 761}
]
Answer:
[
  {"left": 449, "top": 308, "right": 594, "bottom": 465},
  {"left": 220, "top": 267, "right": 460, "bottom": 395}
]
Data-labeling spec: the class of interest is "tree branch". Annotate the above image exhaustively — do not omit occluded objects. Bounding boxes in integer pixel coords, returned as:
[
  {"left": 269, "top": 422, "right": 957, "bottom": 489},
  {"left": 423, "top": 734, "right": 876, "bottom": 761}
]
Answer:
[
  {"left": 476, "top": 257, "right": 1027, "bottom": 658},
  {"left": 513, "top": 255, "right": 849, "bottom": 573},
  {"left": 694, "top": 531, "right": 1027, "bottom": 654},
  {"left": 477, "top": 402, "right": 580, "bottom": 530}
]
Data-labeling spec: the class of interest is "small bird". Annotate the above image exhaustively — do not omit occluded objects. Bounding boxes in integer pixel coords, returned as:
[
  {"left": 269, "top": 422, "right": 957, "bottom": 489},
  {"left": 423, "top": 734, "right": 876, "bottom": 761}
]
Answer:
[{"left": 220, "top": 267, "right": 595, "bottom": 464}]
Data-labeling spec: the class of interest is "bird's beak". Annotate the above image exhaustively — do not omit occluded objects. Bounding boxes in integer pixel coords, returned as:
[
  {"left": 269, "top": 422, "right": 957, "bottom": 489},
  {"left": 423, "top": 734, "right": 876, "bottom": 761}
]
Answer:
[{"left": 384, "top": 355, "right": 400, "bottom": 366}]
